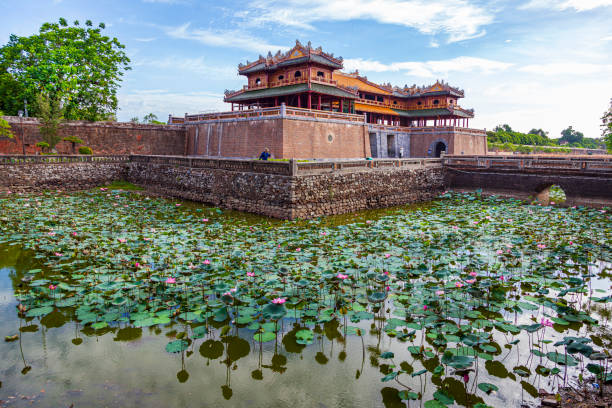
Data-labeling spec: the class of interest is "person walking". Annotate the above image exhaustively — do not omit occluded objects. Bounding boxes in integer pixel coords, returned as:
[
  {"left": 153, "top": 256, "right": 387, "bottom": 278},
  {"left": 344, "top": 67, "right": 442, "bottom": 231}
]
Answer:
[{"left": 259, "top": 148, "right": 271, "bottom": 160}]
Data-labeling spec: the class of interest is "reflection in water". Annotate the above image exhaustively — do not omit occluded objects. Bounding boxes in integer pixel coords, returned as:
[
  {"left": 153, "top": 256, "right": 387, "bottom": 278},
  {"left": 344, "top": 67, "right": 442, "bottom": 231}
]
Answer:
[{"left": 0, "top": 193, "right": 611, "bottom": 408}]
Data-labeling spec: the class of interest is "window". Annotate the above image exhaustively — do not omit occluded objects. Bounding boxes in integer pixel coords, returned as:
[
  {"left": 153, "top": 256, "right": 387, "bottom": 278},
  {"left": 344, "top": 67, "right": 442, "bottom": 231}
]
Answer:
[
  {"left": 255, "top": 78, "right": 261, "bottom": 85},
  {"left": 364, "top": 94, "right": 375, "bottom": 101},
  {"left": 294, "top": 71, "right": 302, "bottom": 78},
  {"left": 433, "top": 99, "right": 439, "bottom": 105},
  {"left": 376, "top": 96, "right": 384, "bottom": 102},
  {"left": 393, "top": 100, "right": 397, "bottom": 105},
  {"left": 417, "top": 101, "right": 422, "bottom": 106},
  {"left": 278, "top": 75, "right": 284, "bottom": 80},
  {"left": 317, "top": 71, "right": 324, "bottom": 77}
]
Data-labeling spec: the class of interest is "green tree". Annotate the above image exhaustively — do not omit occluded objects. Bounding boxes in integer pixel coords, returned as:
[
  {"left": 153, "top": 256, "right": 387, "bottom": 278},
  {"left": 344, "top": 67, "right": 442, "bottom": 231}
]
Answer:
[
  {"left": 603, "top": 100, "right": 612, "bottom": 152},
  {"left": 130, "top": 117, "right": 139, "bottom": 123},
  {"left": 0, "top": 111, "right": 14, "bottom": 139},
  {"left": 62, "top": 136, "right": 83, "bottom": 153},
  {"left": 37, "top": 93, "right": 64, "bottom": 150},
  {"left": 0, "top": 18, "right": 131, "bottom": 121},
  {"left": 559, "top": 126, "right": 584, "bottom": 145},
  {"left": 143, "top": 113, "right": 164, "bottom": 125}
]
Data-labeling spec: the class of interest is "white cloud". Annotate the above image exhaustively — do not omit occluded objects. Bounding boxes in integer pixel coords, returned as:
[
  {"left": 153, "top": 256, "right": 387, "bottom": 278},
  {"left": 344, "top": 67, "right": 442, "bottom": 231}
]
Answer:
[
  {"left": 343, "top": 56, "right": 513, "bottom": 77},
  {"left": 519, "top": 0, "right": 612, "bottom": 11},
  {"left": 165, "top": 23, "right": 288, "bottom": 53},
  {"left": 118, "top": 90, "right": 227, "bottom": 121},
  {"left": 134, "top": 37, "right": 157, "bottom": 42},
  {"left": 133, "top": 56, "right": 236, "bottom": 78},
  {"left": 602, "top": 35, "right": 612, "bottom": 41},
  {"left": 518, "top": 62, "right": 612, "bottom": 75},
  {"left": 245, "top": 0, "right": 494, "bottom": 43}
]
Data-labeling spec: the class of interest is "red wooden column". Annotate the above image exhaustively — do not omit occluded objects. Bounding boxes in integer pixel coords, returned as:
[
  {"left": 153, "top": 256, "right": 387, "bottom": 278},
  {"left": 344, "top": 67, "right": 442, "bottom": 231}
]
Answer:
[
  {"left": 318, "top": 94, "right": 321, "bottom": 110},
  {"left": 275, "top": 97, "right": 278, "bottom": 107},
  {"left": 308, "top": 92, "right": 312, "bottom": 109},
  {"left": 231, "top": 103, "right": 234, "bottom": 112},
  {"left": 298, "top": 94, "right": 301, "bottom": 108},
  {"left": 340, "top": 99, "right": 343, "bottom": 113}
]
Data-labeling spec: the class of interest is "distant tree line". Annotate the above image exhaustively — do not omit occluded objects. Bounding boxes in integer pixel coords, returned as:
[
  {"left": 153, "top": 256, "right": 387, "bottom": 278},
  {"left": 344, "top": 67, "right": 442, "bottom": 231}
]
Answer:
[{"left": 487, "top": 124, "right": 605, "bottom": 150}]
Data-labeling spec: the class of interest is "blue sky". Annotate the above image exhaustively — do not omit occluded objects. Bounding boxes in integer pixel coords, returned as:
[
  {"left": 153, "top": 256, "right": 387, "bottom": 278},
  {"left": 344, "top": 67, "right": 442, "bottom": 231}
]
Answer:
[{"left": 1, "top": 0, "right": 611, "bottom": 138}]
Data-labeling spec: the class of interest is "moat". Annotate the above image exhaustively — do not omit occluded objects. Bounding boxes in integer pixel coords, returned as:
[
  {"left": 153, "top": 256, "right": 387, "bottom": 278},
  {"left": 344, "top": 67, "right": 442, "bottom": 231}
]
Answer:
[{"left": 0, "top": 188, "right": 610, "bottom": 407}]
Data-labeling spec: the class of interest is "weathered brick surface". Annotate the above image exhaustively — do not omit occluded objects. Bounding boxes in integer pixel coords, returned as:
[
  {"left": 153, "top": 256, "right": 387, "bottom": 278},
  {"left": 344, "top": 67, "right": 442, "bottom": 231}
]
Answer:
[
  {"left": 126, "top": 162, "right": 445, "bottom": 219},
  {"left": 0, "top": 117, "right": 186, "bottom": 155},
  {"left": 0, "top": 162, "right": 126, "bottom": 192}
]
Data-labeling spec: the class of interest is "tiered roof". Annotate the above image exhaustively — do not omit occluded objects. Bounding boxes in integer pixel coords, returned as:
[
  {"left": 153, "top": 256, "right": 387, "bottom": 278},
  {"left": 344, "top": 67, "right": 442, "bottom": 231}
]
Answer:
[{"left": 238, "top": 40, "right": 344, "bottom": 75}]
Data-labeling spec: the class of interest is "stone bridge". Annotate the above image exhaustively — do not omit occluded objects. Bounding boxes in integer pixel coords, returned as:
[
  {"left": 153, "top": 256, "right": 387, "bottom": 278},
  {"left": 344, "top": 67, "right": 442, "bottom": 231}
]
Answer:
[{"left": 444, "top": 155, "right": 612, "bottom": 207}]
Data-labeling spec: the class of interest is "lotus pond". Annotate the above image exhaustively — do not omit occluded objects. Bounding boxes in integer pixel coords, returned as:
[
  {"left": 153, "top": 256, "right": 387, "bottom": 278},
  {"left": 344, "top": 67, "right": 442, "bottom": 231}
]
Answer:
[{"left": 0, "top": 189, "right": 610, "bottom": 408}]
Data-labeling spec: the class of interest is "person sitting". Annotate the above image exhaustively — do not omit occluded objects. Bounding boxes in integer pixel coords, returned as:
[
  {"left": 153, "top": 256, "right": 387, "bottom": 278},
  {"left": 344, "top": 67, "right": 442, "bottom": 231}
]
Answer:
[{"left": 259, "top": 148, "right": 271, "bottom": 160}]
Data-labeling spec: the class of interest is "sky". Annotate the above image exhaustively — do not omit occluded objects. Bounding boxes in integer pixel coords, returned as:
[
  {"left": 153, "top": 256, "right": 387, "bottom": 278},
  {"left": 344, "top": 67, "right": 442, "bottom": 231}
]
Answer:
[{"left": 0, "top": 0, "right": 611, "bottom": 138}]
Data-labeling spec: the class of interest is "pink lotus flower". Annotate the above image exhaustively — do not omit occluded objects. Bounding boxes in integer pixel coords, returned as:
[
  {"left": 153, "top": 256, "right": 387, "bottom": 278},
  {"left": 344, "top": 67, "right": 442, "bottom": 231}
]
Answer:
[
  {"left": 223, "top": 291, "right": 232, "bottom": 297},
  {"left": 54, "top": 252, "right": 62, "bottom": 257},
  {"left": 230, "top": 288, "right": 237, "bottom": 293},
  {"left": 366, "top": 220, "right": 372, "bottom": 224},
  {"left": 203, "top": 259, "right": 210, "bottom": 265},
  {"left": 337, "top": 273, "right": 348, "bottom": 279},
  {"left": 600, "top": 210, "right": 606, "bottom": 213},
  {"left": 165, "top": 277, "right": 176, "bottom": 284},
  {"left": 452, "top": 226, "right": 458, "bottom": 230},
  {"left": 385, "top": 285, "right": 390, "bottom": 291},
  {"left": 48, "top": 231, "right": 56, "bottom": 236},
  {"left": 320, "top": 232, "right": 327, "bottom": 236},
  {"left": 72, "top": 232, "right": 77, "bottom": 237},
  {"left": 247, "top": 272, "right": 255, "bottom": 277},
  {"left": 49, "top": 284, "right": 57, "bottom": 290},
  {"left": 423, "top": 305, "right": 428, "bottom": 311},
  {"left": 466, "top": 279, "right": 476, "bottom": 284},
  {"left": 455, "top": 282, "right": 464, "bottom": 288},
  {"left": 463, "top": 373, "right": 469, "bottom": 383},
  {"left": 118, "top": 238, "right": 126, "bottom": 243},
  {"left": 569, "top": 241, "right": 573, "bottom": 245},
  {"left": 435, "top": 290, "right": 445, "bottom": 296},
  {"left": 496, "top": 250, "right": 503, "bottom": 255},
  {"left": 541, "top": 318, "right": 553, "bottom": 327},
  {"left": 272, "top": 298, "right": 286, "bottom": 304},
  {"left": 485, "top": 216, "right": 492, "bottom": 220},
  {"left": 473, "top": 221, "right": 479, "bottom": 225},
  {"left": 506, "top": 243, "right": 513, "bottom": 248},
  {"left": 385, "top": 253, "right": 391, "bottom": 259},
  {"left": 507, "top": 218, "right": 513, "bottom": 222},
  {"left": 499, "top": 276, "right": 505, "bottom": 281},
  {"left": 469, "top": 271, "right": 478, "bottom": 277},
  {"left": 202, "top": 218, "right": 208, "bottom": 222},
  {"left": 188, "top": 263, "right": 196, "bottom": 269},
  {"left": 384, "top": 271, "right": 390, "bottom": 276},
  {"left": 296, "top": 248, "right": 301, "bottom": 252},
  {"left": 537, "top": 244, "right": 546, "bottom": 249}
]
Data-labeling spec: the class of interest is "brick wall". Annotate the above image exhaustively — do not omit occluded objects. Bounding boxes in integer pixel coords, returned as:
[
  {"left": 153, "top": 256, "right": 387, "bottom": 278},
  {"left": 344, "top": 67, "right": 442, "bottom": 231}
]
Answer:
[
  {"left": 184, "top": 116, "right": 371, "bottom": 159},
  {"left": 0, "top": 117, "right": 186, "bottom": 155}
]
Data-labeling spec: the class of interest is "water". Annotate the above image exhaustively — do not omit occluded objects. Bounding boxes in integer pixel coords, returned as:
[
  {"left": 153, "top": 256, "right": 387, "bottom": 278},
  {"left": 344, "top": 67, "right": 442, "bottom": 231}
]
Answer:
[{"left": 0, "top": 190, "right": 610, "bottom": 407}]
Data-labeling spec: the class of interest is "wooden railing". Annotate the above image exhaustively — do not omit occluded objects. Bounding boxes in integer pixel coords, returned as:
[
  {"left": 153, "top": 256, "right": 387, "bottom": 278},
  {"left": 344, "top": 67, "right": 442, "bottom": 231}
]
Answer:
[
  {"left": 284, "top": 106, "right": 365, "bottom": 122},
  {"left": 444, "top": 155, "right": 612, "bottom": 173},
  {"left": 0, "top": 155, "right": 129, "bottom": 165}
]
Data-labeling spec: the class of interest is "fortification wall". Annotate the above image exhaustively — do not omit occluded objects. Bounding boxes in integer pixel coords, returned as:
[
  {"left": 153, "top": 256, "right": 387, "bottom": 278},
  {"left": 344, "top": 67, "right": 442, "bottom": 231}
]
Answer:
[
  {"left": 0, "top": 117, "right": 186, "bottom": 155},
  {"left": 183, "top": 115, "right": 370, "bottom": 159},
  {"left": 0, "top": 156, "right": 128, "bottom": 192}
]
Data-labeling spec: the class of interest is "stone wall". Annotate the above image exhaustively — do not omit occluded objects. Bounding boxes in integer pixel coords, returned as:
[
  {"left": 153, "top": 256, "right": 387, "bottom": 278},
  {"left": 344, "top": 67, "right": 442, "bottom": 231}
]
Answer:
[
  {"left": 0, "top": 156, "right": 127, "bottom": 192},
  {"left": 0, "top": 117, "right": 186, "bottom": 155},
  {"left": 125, "top": 157, "right": 445, "bottom": 219},
  {"left": 290, "top": 166, "right": 444, "bottom": 219}
]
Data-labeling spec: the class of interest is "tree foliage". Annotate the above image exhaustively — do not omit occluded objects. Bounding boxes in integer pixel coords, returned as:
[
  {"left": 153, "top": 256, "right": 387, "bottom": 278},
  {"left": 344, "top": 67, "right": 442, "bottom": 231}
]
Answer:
[
  {"left": 603, "top": 99, "right": 612, "bottom": 152},
  {"left": 488, "top": 124, "right": 604, "bottom": 150},
  {"left": 37, "top": 93, "right": 64, "bottom": 150},
  {"left": 143, "top": 113, "right": 164, "bottom": 125},
  {"left": 0, "top": 111, "right": 14, "bottom": 139},
  {"left": 0, "top": 18, "right": 130, "bottom": 121}
]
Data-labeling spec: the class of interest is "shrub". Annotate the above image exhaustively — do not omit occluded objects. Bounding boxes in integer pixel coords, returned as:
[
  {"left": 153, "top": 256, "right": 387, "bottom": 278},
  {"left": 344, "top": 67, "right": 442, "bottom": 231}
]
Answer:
[
  {"left": 78, "top": 146, "right": 93, "bottom": 155},
  {"left": 36, "top": 141, "right": 50, "bottom": 153}
]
